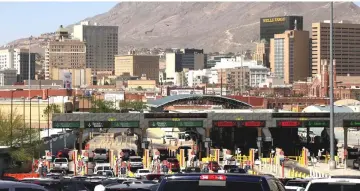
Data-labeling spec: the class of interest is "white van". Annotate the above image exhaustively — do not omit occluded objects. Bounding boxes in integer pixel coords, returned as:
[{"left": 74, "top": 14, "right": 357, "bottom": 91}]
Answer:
[
  {"left": 0, "top": 180, "right": 48, "bottom": 191},
  {"left": 94, "top": 163, "right": 112, "bottom": 174}
]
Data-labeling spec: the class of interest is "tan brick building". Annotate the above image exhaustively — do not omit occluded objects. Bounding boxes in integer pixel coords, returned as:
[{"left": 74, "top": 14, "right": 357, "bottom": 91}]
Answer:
[{"left": 269, "top": 30, "right": 310, "bottom": 84}]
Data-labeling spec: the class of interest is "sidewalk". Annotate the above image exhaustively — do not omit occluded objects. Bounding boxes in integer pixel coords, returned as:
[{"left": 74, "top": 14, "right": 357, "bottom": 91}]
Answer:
[{"left": 309, "top": 162, "right": 360, "bottom": 176}]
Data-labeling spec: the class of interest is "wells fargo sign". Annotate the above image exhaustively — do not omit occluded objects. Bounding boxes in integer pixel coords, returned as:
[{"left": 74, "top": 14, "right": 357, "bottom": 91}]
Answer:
[{"left": 262, "top": 17, "right": 286, "bottom": 23}]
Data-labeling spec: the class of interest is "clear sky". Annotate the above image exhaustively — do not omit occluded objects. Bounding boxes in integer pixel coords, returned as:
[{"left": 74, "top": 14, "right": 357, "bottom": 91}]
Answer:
[
  {"left": 0, "top": 2, "right": 118, "bottom": 45},
  {"left": 1, "top": 1, "right": 360, "bottom": 45}
]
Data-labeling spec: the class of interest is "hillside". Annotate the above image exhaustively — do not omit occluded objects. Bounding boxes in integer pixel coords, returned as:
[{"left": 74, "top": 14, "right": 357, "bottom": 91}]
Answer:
[{"left": 7, "top": 2, "right": 360, "bottom": 54}]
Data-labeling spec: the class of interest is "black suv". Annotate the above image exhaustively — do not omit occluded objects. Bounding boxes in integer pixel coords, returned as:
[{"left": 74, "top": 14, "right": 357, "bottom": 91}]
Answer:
[{"left": 156, "top": 173, "right": 286, "bottom": 191}]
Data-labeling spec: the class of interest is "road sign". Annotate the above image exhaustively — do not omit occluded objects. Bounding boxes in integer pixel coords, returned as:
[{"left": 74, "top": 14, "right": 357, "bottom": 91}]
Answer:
[
  {"left": 145, "top": 113, "right": 208, "bottom": 118},
  {"left": 276, "top": 120, "right": 302, "bottom": 127},
  {"left": 148, "top": 121, "right": 203, "bottom": 128},
  {"left": 304, "top": 120, "right": 330, "bottom": 127},
  {"left": 53, "top": 121, "right": 80, "bottom": 128},
  {"left": 343, "top": 120, "right": 360, "bottom": 127},
  {"left": 177, "top": 121, "right": 203, "bottom": 127},
  {"left": 213, "top": 120, "right": 237, "bottom": 128},
  {"left": 149, "top": 121, "right": 176, "bottom": 128},
  {"left": 239, "top": 120, "right": 266, "bottom": 128},
  {"left": 84, "top": 121, "right": 110, "bottom": 128},
  {"left": 111, "top": 121, "right": 139, "bottom": 128}
]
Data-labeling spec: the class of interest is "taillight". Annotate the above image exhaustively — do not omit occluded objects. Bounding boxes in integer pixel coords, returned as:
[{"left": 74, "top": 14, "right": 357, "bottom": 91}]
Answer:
[{"left": 200, "top": 175, "right": 226, "bottom": 180}]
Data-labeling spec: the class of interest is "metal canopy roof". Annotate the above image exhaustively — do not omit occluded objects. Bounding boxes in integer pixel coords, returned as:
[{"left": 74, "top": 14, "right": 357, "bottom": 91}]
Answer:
[{"left": 147, "top": 94, "right": 252, "bottom": 108}]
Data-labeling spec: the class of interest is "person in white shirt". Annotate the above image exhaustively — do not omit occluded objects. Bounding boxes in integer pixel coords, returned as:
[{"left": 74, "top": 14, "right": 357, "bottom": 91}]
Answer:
[{"left": 94, "top": 184, "right": 105, "bottom": 191}]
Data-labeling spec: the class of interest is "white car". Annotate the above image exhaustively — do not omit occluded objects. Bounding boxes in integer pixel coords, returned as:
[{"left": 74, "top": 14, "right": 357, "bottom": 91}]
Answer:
[
  {"left": 305, "top": 178, "right": 360, "bottom": 191},
  {"left": 285, "top": 186, "right": 305, "bottom": 191},
  {"left": 53, "top": 158, "right": 69, "bottom": 171},
  {"left": 129, "top": 156, "right": 144, "bottom": 170},
  {"left": 96, "top": 170, "right": 115, "bottom": 177},
  {"left": 135, "top": 169, "right": 151, "bottom": 179},
  {"left": 94, "top": 163, "right": 111, "bottom": 174}
]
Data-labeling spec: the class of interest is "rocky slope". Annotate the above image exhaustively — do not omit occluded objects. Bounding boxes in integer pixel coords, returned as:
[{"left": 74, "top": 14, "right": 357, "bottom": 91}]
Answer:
[{"left": 7, "top": 2, "right": 360, "bottom": 53}]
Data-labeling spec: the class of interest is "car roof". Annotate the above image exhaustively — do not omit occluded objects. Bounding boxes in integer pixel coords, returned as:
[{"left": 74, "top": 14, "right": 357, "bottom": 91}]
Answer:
[
  {"left": 0, "top": 180, "right": 47, "bottom": 189},
  {"left": 107, "top": 183, "right": 153, "bottom": 189},
  {"left": 163, "top": 173, "right": 274, "bottom": 182},
  {"left": 310, "top": 178, "right": 360, "bottom": 183}
]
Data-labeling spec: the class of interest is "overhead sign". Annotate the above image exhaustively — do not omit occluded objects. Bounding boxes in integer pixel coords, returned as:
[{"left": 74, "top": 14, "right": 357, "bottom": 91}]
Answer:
[
  {"left": 85, "top": 121, "right": 139, "bottom": 128},
  {"left": 272, "top": 113, "right": 330, "bottom": 118},
  {"left": 53, "top": 121, "right": 80, "bottom": 129},
  {"left": 213, "top": 120, "right": 266, "bottom": 128},
  {"left": 262, "top": 17, "right": 286, "bottom": 23},
  {"left": 277, "top": 120, "right": 302, "bottom": 128},
  {"left": 304, "top": 120, "right": 329, "bottom": 127},
  {"left": 85, "top": 121, "right": 110, "bottom": 128},
  {"left": 343, "top": 120, "right": 360, "bottom": 127},
  {"left": 144, "top": 113, "right": 207, "bottom": 119},
  {"left": 239, "top": 120, "right": 266, "bottom": 128},
  {"left": 213, "top": 120, "right": 237, "bottom": 128},
  {"left": 111, "top": 121, "right": 139, "bottom": 128},
  {"left": 149, "top": 121, "right": 203, "bottom": 128}
]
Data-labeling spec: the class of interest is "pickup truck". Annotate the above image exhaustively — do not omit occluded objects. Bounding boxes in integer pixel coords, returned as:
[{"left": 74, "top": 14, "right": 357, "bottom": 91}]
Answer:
[{"left": 53, "top": 158, "right": 69, "bottom": 172}]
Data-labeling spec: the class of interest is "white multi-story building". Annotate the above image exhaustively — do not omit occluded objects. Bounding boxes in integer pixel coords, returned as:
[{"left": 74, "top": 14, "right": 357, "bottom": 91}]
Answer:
[
  {"left": 0, "top": 68, "right": 17, "bottom": 86},
  {"left": 0, "top": 48, "right": 35, "bottom": 83},
  {"left": 73, "top": 21, "right": 118, "bottom": 73}
]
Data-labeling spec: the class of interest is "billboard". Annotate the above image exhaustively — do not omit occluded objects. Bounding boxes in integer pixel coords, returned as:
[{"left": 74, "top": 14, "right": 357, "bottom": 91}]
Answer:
[
  {"left": 169, "top": 89, "right": 204, "bottom": 96},
  {"left": 104, "top": 92, "right": 125, "bottom": 110},
  {"left": 63, "top": 72, "right": 72, "bottom": 89}
]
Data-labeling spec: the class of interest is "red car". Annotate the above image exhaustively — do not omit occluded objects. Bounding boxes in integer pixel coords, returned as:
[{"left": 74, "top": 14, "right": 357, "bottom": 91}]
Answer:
[
  {"left": 164, "top": 158, "right": 180, "bottom": 172},
  {"left": 207, "top": 161, "right": 220, "bottom": 172}
]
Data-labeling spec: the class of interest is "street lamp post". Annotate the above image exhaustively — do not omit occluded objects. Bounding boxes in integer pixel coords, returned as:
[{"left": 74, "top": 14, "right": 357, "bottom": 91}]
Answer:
[
  {"left": 21, "top": 97, "right": 25, "bottom": 146},
  {"left": 38, "top": 97, "right": 41, "bottom": 142},
  {"left": 10, "top": 91, "right": 14, "bottom": 147},
  {"left": 329, "top": 1, "right": 336, "bottom": 170}
]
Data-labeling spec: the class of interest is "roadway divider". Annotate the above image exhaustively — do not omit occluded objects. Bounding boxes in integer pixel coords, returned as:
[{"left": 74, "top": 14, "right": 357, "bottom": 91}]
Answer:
[
  {"left": 288, "top": 169, "right": 310, "bottom": 178},
  {"left": 309, "top": 168, "right": 330, "bottom": 178}
]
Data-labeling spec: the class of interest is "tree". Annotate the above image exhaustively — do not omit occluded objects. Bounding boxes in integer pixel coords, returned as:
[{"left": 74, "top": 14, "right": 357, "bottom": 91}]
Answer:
[
  {"left": 90, "top": 99, "right": 116, "bottom": 113},
  {"left": 0, "top": 110, "right": 40, "bottom": 163},
  {"left": 136, "top": 86, "right": 143, "bottom": 91},
  {"left": 119, "top": 101, "right": 147, "bottom": 112},
  {"left": 43, "top": 104, "right": 61, "bottom": 120}
]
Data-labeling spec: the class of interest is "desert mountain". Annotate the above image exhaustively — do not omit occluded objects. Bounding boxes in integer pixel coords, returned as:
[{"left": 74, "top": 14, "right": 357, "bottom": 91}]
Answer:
[{"left": 7, "top": 2, "right": 360, "bottom": 54}]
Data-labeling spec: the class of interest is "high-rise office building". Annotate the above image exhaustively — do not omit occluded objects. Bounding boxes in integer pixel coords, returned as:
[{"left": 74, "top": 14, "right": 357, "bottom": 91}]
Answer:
[
  {"left": 0, "top": 48, "right": 35, "bottom": 83},
  {"left": 73, "top": 21, "right": 118, "bottom": 73},
  {"left": 260, "top": 16, "right": 303, "bottom": 68},
  {"left": 312, "top": 21, "right": 360, "bottom": 76},
  {"left": 114, "top": 54, "right": 159, "bottom": 82},
  {"left": 45, "top": 25, "right": 86, "bottom": 80},
  {"left": 269, "top": 30, "right": 310, "bottom": 84},
  {"left": 165, "top": 49, "right": 206, "bottom": 83}
]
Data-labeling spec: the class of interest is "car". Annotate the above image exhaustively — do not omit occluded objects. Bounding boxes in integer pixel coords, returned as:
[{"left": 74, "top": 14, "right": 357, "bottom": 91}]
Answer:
[
  {"left": 122, "top": 180, "right": 157, "bottom": 185},
  {"left": 106, "top": 183, "right": 155, "bottom": 191},
  {"left": 164, "top": 158, "right": 180, "bottom": 172},
  {"left": 353, "top": 156, "right": 360, "bottom": 169},
  {"left": 53, "top": 157, "right": 69, "bottom": 172},
  {"left": 206, "top": 161, "right": 220, "bottom": 172},
  {"left": 96, "top": 170, "right": 115, "bottom": 177},
  {"left": 94, "top": 163, "right": 112, "bottom": 174},
  {"left": 285, "top": 186, "right": 305, "bottom": 191},
  {"left": 135, "top": 169, "right": 151, "bottom": 179},
  {"left": 183, "top": 167, "right": 201, "bottom": 173},
  {"left": 121, "top": 149, "right": 136, "bottom": 161},
  {"left": 285, "top": 178, "right": 312, "bottom": 188},
  {"left": 129, "top": 156, "right": 144, "bottom": 171},
  {"left": 304, "top": 178, "right": 360, "bottom": 191},
  {"left": 0, "top": 180, "right": 48, "bottom": 191},
  {"left": 156, "top": 173, "right": 286, "bottom": 191},
  {"left": 93, "top": 148, "right": 109, "bottom": 162}
]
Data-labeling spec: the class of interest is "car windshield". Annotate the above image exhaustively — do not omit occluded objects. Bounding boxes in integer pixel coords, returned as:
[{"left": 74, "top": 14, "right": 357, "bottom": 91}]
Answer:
[
  {"left": 54, "top": 158, "right": 67, "bottom": 163},
  {"left": 307, "top": 183, "right": 360, "bottom": 191},
  {"left": 139, "top": 170, "right": 150, "bottom": 173},
  {"left": 286, "top": 181, "right": 309, "bottom": 188},
  {"left": 95, "top": 149, "right": 107, "bottom": 154},
  {"left": 130, "top": 158, "right": 142, "bottom": 162},
  {"left": 162, "top": 180, "right": 263, "bottom": 191}
]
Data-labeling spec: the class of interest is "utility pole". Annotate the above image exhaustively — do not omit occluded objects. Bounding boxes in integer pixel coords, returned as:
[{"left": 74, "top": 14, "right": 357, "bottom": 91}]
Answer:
[{"left": 329, "top": 1, "right": 336, "bottom": 170}]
